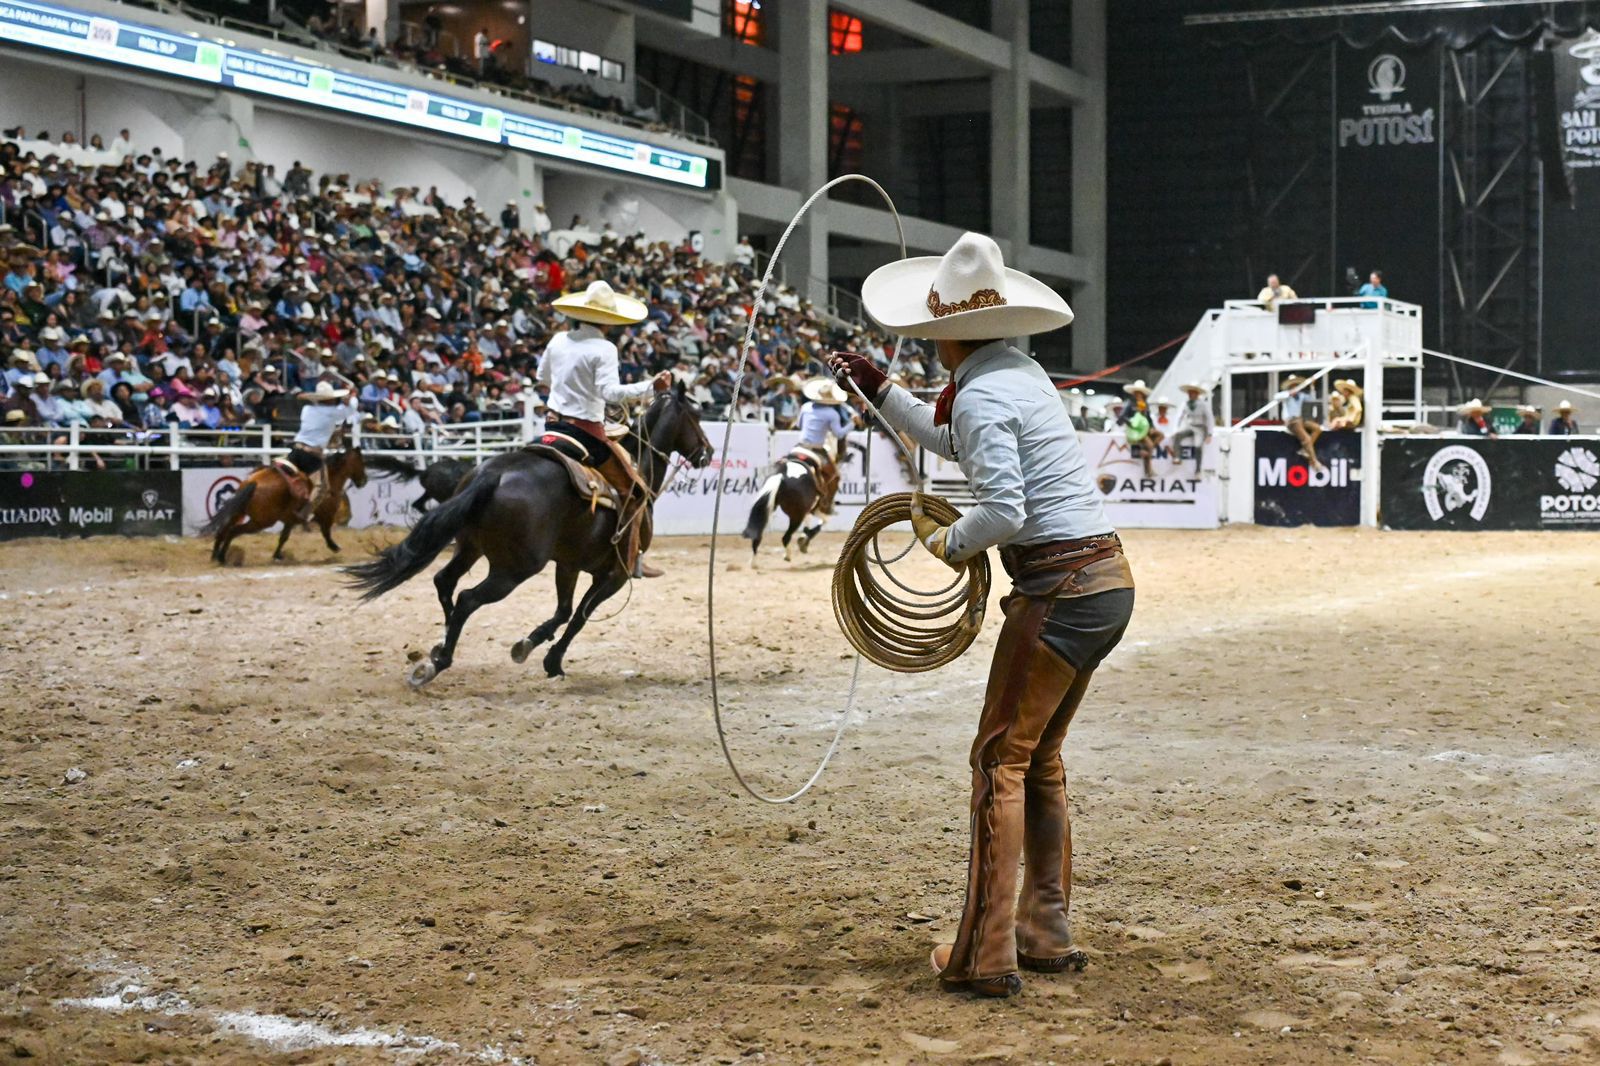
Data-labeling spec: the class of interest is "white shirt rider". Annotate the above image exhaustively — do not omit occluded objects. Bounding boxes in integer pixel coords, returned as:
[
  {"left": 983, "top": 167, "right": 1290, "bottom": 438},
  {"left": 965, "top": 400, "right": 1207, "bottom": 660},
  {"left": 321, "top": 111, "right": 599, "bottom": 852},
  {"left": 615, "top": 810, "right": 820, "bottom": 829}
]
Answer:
[
  {"left": 537, "top": 324, "right": 659, "bottom": 423},
  {"left": 295, "top": 397, "right": 358, "bottom": 449}
]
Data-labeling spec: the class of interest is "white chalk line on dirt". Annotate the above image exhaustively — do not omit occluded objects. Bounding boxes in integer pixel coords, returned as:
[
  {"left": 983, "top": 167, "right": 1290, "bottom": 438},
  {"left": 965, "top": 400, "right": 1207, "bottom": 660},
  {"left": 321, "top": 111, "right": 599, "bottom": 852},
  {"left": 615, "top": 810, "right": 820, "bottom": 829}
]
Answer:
[{"left": 57, "top": 977, "right": 521, "bottom": 1062}]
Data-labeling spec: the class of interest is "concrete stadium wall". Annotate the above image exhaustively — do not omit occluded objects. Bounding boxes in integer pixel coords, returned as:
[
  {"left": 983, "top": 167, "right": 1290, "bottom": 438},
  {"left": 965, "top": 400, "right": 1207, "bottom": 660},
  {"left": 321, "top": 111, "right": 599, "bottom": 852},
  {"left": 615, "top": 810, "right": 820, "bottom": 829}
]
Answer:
[
  {"left": 542, "top": 170, "right": 735, "bottom": 259},
  {"left": 0, "top": 56, "right": 188, "bottom": 159}
]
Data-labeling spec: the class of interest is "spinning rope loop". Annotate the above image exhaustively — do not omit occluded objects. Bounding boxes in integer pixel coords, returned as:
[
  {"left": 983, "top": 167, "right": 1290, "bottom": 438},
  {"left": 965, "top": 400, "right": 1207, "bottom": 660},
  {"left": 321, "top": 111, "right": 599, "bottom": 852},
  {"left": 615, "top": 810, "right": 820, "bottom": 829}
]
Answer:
[{"left": 707, "top": 175, "right": 989, "bottom": 804}]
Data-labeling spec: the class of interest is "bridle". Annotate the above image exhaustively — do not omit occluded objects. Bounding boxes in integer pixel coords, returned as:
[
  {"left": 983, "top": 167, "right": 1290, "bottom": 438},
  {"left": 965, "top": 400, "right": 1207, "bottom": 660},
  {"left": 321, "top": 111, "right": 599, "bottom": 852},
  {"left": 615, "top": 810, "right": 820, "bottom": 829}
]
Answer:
[{"left": 631, "top": 390, "right": 712, "bottom": 470}]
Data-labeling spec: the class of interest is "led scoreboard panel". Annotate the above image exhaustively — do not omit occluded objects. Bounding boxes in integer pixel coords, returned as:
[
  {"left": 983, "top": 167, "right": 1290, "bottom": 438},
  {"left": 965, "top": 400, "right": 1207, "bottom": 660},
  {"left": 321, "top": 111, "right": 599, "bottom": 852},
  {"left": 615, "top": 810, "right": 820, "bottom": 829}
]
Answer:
[{"left": 0, "top": 0, "right": 717, "bottom": 189}]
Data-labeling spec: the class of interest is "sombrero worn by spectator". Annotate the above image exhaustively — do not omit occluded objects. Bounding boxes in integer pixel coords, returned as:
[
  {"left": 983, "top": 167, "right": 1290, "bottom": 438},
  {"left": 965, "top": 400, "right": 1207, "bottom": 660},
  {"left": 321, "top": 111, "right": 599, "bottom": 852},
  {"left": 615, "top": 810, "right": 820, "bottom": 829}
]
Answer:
[
  {"left": 537, "top": 280, "right": 671, "bottom": 578},
  {"left": 831, "top": 232, "right": 1135, "bottom": 999},
  {"left": 791, "top": 377, "right": 858, "bottom": 518},
  {"left": 289, "top": 380, "right": 360, "bottom": 521}
]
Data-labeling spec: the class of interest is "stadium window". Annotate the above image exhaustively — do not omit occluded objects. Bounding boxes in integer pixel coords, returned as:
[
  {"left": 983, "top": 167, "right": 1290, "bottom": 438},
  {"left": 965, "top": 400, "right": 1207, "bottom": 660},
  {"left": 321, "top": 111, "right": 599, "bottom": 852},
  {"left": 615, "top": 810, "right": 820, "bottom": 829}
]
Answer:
[
  {"left": 828, "top": 11, "right": 862, "bottom": 56},
  {"left": 727, "top": 0, "right": 764, "bottom": 45}
]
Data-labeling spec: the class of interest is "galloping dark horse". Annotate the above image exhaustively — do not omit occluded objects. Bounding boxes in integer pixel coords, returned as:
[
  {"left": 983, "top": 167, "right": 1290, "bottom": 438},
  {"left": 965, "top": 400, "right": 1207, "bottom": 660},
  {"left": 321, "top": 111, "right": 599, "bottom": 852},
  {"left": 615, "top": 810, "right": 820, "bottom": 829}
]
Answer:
[
  {"left": 742, "top": 440, "right": 856, "bottom": 562},
  {"left": 345, "top": 384, "right": 712, "bottom": 683},
  {"left": 202, "top": 447, "right": 368, "bottom": 563},
  {"left": 365, "top": 454, "right": 475, "bottom": 512}
]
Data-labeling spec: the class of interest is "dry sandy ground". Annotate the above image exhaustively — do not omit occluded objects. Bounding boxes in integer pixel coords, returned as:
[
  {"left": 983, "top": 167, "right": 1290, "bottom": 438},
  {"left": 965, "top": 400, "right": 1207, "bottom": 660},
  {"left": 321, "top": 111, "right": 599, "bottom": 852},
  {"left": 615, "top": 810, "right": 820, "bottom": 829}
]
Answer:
[{"left": 1, "top": 524, "right": 1598, "bottom": 1066}]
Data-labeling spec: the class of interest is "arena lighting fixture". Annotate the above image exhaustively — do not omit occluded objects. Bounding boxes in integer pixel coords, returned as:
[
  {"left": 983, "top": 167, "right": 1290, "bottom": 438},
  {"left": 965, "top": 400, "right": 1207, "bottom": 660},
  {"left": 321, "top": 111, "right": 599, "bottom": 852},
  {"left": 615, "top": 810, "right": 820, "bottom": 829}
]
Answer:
[{"left": 1185, "top": 0, "right": 1591, "bottom": 26}]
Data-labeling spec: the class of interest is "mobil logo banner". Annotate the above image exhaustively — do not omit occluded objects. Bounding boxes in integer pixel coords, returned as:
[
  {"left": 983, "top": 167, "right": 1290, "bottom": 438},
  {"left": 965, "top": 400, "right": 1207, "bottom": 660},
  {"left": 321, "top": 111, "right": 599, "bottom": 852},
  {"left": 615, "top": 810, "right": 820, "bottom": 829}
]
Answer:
[
  {"left": 1080, "top": 432, "right": 1219, "bottom": 529},
  {"left": 0, "top": 470, "right": 181, "bottom": 540},
  {"left": 1381, "top": 437, "right": 1600, "bottom": 530},
  {"left": 1254, "top": 429, "right": 1361, "bottom": 526}
]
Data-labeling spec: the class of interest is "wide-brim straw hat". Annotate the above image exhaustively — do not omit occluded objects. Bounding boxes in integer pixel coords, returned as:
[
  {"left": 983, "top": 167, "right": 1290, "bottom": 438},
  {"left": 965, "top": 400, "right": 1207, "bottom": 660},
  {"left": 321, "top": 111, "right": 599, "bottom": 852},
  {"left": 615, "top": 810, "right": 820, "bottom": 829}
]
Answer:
[
  {"left": 552, "top": 280, "right": 648, "bottom": 326},
  {"left": 1179, "top": 382, "right": 1209, "bottom": 395},
  {"left": 1457, "top": 397, "right": 1491, "bottom": 415},
  {"left": 861, "top": 232, "right": 1073, "bottom": 340},
  {"left": 1556, "top": 400, "right": 1575, "bottom": 413},
  {"left": 802, "top": 378, "right": 849, "bottom": 405},
  {"left": 1333, "top": 378, "right": 1364, "bottom": 396},
  {"left": 1282, "top": 374, "right": 1310, "bottom": 389},
  {"left": 1123, "top": 379, "right": 1152, "bottom": 396},
  {"left": 310, "top": 380, "right": 349, "bottom": 401}
]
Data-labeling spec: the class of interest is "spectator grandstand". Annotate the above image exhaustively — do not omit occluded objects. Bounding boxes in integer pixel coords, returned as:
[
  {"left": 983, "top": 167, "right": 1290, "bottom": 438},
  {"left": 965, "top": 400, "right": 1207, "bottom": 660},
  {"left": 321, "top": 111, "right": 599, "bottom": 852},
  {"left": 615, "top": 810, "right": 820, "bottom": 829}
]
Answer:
[{"left": 0, "top": 129, "right": 933, "bottom": 468}]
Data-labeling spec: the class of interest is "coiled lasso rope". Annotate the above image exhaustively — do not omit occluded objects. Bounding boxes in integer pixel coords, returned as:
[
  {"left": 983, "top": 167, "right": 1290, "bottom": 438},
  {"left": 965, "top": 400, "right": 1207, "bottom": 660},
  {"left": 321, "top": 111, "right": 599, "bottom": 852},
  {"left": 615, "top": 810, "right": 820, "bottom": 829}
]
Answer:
[
  {"left": 832, "top": 492, "right": 990, "bottom": 674},
  {"left": 706, "top": 175, "right": 990, "bottom": 803}
]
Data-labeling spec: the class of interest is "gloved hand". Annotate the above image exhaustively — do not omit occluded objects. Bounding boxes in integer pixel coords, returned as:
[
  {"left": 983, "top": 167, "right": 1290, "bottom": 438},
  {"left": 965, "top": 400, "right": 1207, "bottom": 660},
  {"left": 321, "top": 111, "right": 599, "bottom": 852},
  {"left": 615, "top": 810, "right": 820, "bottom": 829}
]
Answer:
[
  {"left": 910, "top": 493, "right": 959, "bottom": 568},
  {"left": 827, "top": 350, "right": 889, "bottom": 404}
]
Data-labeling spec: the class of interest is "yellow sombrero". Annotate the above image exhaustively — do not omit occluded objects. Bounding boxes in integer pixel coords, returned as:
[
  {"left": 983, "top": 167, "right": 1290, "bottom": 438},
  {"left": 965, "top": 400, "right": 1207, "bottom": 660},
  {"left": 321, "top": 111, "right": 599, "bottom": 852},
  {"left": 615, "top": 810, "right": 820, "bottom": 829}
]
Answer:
[{"left": 551, "top": 280, "right": 649, "bottom": 326}]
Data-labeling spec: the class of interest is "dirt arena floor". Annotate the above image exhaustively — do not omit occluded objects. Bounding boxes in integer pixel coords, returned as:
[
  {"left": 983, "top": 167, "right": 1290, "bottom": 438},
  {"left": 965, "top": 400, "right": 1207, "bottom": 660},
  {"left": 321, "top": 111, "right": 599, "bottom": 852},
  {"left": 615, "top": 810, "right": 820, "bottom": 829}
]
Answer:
[{"left": 2, "top": 524, "right": 1599, "bottom": 1065}]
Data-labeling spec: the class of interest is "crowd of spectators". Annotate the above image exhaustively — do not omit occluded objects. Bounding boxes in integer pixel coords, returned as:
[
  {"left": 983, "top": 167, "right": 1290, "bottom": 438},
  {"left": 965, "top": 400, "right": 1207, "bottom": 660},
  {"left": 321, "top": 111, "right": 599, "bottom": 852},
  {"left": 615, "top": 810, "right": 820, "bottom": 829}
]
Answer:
[{"left": 0, "top": 129, "right": 933, "bottom": 467}]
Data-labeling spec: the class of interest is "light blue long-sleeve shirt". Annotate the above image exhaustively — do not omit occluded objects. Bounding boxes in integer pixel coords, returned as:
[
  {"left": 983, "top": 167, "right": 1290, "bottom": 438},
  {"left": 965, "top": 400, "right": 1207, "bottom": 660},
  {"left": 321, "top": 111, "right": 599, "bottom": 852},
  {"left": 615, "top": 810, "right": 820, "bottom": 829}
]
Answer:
[{"left": 878, "top": 342, "right": 1112, "bottom": 563}]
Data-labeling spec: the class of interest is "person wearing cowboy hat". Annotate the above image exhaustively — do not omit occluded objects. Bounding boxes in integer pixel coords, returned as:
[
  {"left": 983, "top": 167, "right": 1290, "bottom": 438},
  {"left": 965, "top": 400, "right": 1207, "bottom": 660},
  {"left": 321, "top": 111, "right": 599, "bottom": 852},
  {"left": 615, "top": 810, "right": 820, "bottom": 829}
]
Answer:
[
  {"left": 830, "top": 232, "right": 1134, "bottom": 1000},
  {"left": 1455, "top": 398, "right": 1496, "bottom": 438},
  {"left": 1117, "top": 380, "right": 1162, "bottom": 478},
  {"left": 1277, "top": 373, "right": 1325, "bottom": 471},
  {"left": 791, "top": 377, "right": 860, "bottom": 520},
  {"left": 1326, "top": 379, "right": 1363, "bottom": 431},
  {"left": 1513, "top": 403, "right": 1542, "bottom": 436},
  {"left": 1169, "top": 382, "right": 1216, "bottom": 474},
  {"left": 1549, "top": 400, "right": 1580, "bottom": 436},
  {"left": 538, "top": 279, "right": 672, "bottom": 578},
  {"left": 287, "top": 380, "right": 359, "bottom": 521}
]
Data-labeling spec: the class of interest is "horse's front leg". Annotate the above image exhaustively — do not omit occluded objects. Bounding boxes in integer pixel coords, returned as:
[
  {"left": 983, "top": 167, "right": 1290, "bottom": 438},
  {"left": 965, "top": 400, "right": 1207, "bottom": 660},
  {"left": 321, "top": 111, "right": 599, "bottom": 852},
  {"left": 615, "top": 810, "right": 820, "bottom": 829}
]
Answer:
[
  {"left": 513, "top": 561, "right": 577, "bottom": 664},
  {"left": 542, "top": 568, "right": 629, "bottom": 678}
]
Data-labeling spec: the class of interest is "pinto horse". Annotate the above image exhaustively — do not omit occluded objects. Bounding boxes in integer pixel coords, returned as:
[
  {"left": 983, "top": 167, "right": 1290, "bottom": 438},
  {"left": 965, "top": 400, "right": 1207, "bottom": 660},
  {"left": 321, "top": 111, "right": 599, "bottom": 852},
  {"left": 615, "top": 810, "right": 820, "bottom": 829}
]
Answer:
[
  {"left": 345, "top": 384, "right": 713, "bottom": 683},
  {"left": 203, "top": 447, "right": 368, "bottom": 563},
  {"left": 742, "top": 440, "right": 855, "bottom": 562}
]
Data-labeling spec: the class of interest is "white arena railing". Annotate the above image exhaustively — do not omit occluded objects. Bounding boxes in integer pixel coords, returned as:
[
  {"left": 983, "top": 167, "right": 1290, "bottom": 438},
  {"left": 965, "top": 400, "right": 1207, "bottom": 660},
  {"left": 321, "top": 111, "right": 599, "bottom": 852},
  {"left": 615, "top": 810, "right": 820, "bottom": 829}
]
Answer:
[{"left": 0, "top": 415, "right": 538, "bottom": 471}]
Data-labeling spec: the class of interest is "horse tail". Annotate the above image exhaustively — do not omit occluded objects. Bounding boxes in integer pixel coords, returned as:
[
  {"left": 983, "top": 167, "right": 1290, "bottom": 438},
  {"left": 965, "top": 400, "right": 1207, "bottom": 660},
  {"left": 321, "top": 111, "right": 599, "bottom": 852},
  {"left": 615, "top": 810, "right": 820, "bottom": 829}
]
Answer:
[
  {"left": 364, "top": 453, "right": 423, "bottom": 483},
  {"left": 344, "top": 467, "right": 502, "bottom": 601},
  {"left": 199, "top": 479, "right": 256, "bottom": 536},
  {"left": 742, "top": 473, "right": 782, "bottom": 543}
]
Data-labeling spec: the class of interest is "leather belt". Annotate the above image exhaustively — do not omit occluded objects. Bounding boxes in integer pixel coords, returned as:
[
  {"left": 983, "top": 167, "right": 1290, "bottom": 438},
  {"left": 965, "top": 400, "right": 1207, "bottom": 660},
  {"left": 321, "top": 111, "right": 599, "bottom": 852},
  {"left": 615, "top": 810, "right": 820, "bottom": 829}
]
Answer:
[
  {"left": 999, "top": 533, "right": 1123, "bottom": 583},
  {"left": 292, "top": 443, "right": 325, "bottom": 455},
  {"left": 549, "top": 411, "right": 606, "bottom": 439}
]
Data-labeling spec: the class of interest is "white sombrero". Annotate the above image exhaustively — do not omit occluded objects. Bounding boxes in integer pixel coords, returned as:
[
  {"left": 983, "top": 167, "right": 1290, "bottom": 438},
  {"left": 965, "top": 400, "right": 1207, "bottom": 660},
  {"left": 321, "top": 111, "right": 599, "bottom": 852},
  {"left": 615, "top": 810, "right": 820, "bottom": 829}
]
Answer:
[
  {"left": 309, "top": 380, "right": 349, "bottom": 400},
  {"left": 551, "top": 280, "right": 648, "bottom": 326},
  {"left": 860, "top": 232, "right": 1073, "bottom": 341},
  {"left": 1179, "top": 382, "right": 1210, "bottom": 394},
  {"left": 1124, "top": 379, "right": 1152, "bottom": 397},
  {"left": 1457, "top": 397, "right": 1491, "bottom": 415},
  {"left": 802, "top": 378, "right": 849, "bottom": 405}
]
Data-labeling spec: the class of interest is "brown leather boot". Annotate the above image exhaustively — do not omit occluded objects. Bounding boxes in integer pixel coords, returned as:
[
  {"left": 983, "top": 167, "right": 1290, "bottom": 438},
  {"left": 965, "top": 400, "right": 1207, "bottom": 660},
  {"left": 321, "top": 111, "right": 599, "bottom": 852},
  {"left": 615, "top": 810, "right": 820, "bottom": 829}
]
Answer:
[{"left": 1016, "top": 669, "right": 1093, "bottom": 971}]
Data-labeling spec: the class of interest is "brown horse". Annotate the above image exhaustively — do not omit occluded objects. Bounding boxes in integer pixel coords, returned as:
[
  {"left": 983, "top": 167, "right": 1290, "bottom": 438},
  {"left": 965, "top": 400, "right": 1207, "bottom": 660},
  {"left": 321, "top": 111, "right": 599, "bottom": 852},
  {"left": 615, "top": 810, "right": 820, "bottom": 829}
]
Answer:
[
  {"left": 203, "top": 447, "right": 368, "bottom": 563},
  {"left": 345, "top": 384, "right": 712, "bottom": 683}
]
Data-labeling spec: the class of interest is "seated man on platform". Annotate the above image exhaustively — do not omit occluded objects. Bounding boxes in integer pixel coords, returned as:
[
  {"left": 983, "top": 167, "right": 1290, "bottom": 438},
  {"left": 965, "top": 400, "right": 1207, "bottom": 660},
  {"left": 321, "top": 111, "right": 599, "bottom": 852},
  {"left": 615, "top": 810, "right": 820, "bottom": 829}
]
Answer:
[
  {"left": 1277, "top": 374, "right": 1324, "bottom": 471},
  {"left": 1455, "top": 398, "right": 1496, "bottom": 438},
  {"left": 1513, "top": 405, "right": 1542, "bottom": 435},
  {"left": 1169, "top": 382, "right": 1214, "bottom": 474},
  {"left": 535, "top": 280, "right": 671, "bottom": 578},
  {"left": 1549, "top": 401, "right": 1580, "bottom": 436}
]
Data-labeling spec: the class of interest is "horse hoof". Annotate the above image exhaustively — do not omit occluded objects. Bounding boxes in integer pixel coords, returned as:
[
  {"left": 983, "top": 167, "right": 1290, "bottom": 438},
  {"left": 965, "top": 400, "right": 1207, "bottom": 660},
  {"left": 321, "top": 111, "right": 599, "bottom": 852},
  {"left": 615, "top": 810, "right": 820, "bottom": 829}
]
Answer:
[
  {"left": 543, "top": 652, "right": 565, "bottom": 678},
  {"left": 511, "top": 639, "right": 533, "bottom": 664},
  {"left": 430, "top": 643, "right": 446, "bottom": 659},
  {"left": 407, "top": 660, "right": 437, "bottom": 688}
]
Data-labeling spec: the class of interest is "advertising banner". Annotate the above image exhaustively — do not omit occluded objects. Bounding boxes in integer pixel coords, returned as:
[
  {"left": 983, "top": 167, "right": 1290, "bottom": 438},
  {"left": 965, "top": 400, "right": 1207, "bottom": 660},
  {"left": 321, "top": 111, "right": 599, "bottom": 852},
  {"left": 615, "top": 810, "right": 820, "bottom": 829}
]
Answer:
[
  {"left": 1335, "top": 42, "right": 1440, "bottom": 346},
  {"left": 653, "top": 421, "right": 770, "bottom": 536},
  {"left": 0, "top": 1, "right": 715, "bottom": 189},
  {"left": 0, "top": 469, "right": 181, "bottom": 540},
  {"left": 1543, "top": 31, "right": 1600, "bottom": 377},
  {"left": 182, "top": 465, "right": 425, "bottom": 535},
  {"left": 1380, "top": 437, "right": 1600, "bottom": 531},
  {"left": 1078, "top": 432, "right": 1220, "bottom": 529},
  {"left": 1254, "top": 429, "right": 1362, "bottom": 526}
]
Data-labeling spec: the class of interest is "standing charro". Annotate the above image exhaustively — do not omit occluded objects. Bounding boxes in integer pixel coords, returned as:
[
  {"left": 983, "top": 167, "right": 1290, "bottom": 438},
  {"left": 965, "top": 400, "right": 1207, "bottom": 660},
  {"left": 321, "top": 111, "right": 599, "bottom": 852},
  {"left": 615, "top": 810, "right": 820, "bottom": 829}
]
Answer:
[
  {"left": 536, "top": 280, "right": 671, "bottom": 578},
  {"left": 831, "top": 232, "right": 1135, "bottom": 999}
]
